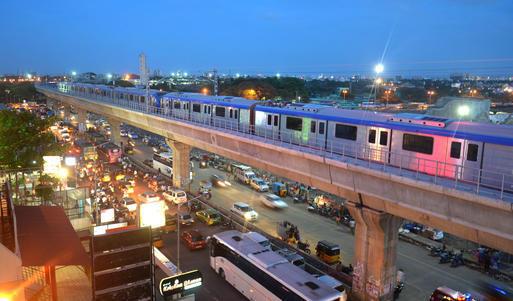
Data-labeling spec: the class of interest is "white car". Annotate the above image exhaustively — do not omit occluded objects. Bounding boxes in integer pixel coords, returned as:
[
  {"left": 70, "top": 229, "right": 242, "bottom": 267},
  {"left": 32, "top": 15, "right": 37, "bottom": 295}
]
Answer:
[
  {"left": 230, "top": 202, "right": 258, "bottom": 222},
  {"left": 138, "top": 191, "right": 160, "bottom": 203},
  {"left": 120, "top": 130, "right": 128, "bottom": 137},
  {"left": 250, "top": 178, "right": 269, "bottom": 192},
  {"left": 163, "top": 189, "right": 187, "bottom": 205},
  {"left": 260, "top": 193, "right": 288, "bottom": 209}
]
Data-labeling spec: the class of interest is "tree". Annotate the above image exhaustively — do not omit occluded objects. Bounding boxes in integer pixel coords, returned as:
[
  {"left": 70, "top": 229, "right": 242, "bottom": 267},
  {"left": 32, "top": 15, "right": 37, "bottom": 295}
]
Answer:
[
  {"left": 0, "top": 110, "right": 63, "bottom": 169},
  {"left": 106, "top": 80, "right": 134, "bottom": 87},
  {"left": 35, "top": 174, "right": 59, "bottom": 203}
]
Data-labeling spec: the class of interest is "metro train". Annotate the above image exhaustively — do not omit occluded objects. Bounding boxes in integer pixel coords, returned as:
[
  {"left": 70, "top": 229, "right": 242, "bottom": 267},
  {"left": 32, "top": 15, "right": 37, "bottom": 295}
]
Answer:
[{"left": 56, "top": 82, "right": 513, "bottom": 193}]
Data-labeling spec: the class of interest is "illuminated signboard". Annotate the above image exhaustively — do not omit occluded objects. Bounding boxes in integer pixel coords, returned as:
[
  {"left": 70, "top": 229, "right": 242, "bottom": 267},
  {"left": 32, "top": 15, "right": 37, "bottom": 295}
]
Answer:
[
  {"left": 100, "top": 208, "right": 115, "bottom": 224},
  {"left": 139, "top": 200, "right": 166, "bottom": 228},
  {"left": 43, "top": 156, "right": 61, "bottom": 174},
  {"left": 64, "top": 156, "right": 77, "bottom": 166},
  {"left": 159, "top": 270, "right": 202, "bottom": 297}
]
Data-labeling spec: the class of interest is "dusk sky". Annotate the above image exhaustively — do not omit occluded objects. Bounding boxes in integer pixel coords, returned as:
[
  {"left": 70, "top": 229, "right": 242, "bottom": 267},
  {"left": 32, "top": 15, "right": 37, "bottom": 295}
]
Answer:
[{"left": 1, "top": 0, "right": 513, "bottom": 76}]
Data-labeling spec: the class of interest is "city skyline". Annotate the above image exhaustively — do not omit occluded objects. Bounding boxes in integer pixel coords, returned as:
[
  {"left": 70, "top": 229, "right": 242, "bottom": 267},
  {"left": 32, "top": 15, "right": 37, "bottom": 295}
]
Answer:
[{"left": 1, "top": 0, "right": 513, "bottom": 76}]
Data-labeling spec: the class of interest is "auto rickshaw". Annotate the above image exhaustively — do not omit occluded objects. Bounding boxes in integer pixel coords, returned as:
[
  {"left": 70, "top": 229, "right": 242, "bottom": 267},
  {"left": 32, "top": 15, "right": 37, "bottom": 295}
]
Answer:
[
  {"left": 272, "top": 182, "right": 287, "bottom": 197},
  {"left": 316, "top": 240, "right": 341, "bottom": 265}
]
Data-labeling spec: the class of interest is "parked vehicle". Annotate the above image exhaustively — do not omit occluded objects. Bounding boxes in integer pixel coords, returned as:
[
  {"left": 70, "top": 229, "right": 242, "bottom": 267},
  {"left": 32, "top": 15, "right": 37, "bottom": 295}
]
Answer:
[
  {"left": 196, "top": 209, "right": 222, "bottom": 225},
  {"left": 179, "top": 213, "right": 194, "bottom": 225},
  {"left": 181, "top": 230, "right": 207, "bottom": 250},
  {"left": 230, "top": 202, "right": 258, "bottom": 222},
  {"left": 260, "top": 193, "right": 288, "bottom": 209},
  {"left": 250, "top": 178, "right": 269, "bottom": 192}
]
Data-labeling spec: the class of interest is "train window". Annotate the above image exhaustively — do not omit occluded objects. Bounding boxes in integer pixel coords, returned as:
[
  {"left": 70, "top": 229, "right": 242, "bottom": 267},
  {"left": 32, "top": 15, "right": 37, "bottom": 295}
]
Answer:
[
  {"left": 229, "top": 109, "right": 233, "bottom": 118},
  {"left": 208, "top": 106, "right": 211, "bottom": 114},
  {"left": 311, "top": 121, "right": 316, "bottom": 133},
  {"left": 467, "top": 144, "right": 478, "bottom": 162},
  {"left": 173, "top": 102, "right": 180, "bottom": 109},
  {"left": 368, "top": 129, "right": 376, "bottom": 144},
  {"left": 273, "top": 115, "right": 278, "bottom": 126},
  {"left": 450, "top": 142, "right": 461, "bottom": 159},
  {"left": 235, "top": 110, "right": 238, "bottom": 119},
  {"left": 380, "top": 131, "right": 388, "bottom": 146},
  {"left": 140, "top": 96, "right": 145, "bottom": 103},
  {"left": 204, "top": 106, "right": 207, "bottom": 114},
  {"left": 286, "top": 117, "right": 302, "bottom": 131},
  {"left": 192, "top": 104, "right": 201, "bottom": 113},
  {"left": 402, "top": 134, "right": 433, "bottom": 155},
  {"left": 335, "top": 124, "right": 357, "bottom": 141},
  {"left": 216, "top": 107, "right": 225, "bottom": 117},
  {"left": 267, "top": 115, "right": 272, "bottom": 126},
  {"left": 129, "top": 95, "right": 133, "bottom": 101},
  {"left": 319, "top": 122, "right": 325, "bottom": 135}
]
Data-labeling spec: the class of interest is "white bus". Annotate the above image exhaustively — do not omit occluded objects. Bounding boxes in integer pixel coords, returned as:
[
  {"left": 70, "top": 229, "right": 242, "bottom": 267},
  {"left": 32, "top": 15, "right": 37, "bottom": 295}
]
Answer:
[
  {"left": 153, "top": 152, "right": 173, "bottom": 177},
  {"left": 210, "top": 230, "right": 344, "bottom": 301}
]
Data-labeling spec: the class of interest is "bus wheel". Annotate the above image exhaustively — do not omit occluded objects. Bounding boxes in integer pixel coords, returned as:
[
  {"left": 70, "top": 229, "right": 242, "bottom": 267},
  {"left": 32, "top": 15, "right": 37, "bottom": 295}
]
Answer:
[{"left": 219, "top": 268, "right": 225, "bottom": 280}]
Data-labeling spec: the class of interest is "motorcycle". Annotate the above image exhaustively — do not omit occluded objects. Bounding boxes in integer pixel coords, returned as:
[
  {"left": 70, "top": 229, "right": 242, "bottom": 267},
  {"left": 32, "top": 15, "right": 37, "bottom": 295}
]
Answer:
[
  {"left": 439, "top": 251, "right": 453, "bottom": 264},
  {"left": 297, "top": 241, "right": 311, "bottom": 254},
  {"left": 429, "top": 247, "right": 442, "bottom": 257},
  {"left": 393, "top": 282, "right": 404, "bottom": 300},
  {"left": 450, "top": 253, "right": 464, "bottom": 268}
]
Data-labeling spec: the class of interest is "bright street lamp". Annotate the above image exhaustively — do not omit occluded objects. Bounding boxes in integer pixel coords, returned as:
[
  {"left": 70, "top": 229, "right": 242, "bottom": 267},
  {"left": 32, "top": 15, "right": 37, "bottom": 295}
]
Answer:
[
  {"left": 71, "top": 71, "right": 77, "bottom": 76},
  {"left": 106, "top": 73, "right": 112, "bottom": 79},
  {"left": 374, "top": 63, "right": 384, "bottom": 74}
]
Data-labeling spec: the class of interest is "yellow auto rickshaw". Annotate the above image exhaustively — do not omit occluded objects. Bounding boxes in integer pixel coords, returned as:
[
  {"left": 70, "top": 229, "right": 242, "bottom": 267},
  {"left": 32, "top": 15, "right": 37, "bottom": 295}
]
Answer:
[{"left": 316, "top": 240, "right": 341, "bottom": 265}]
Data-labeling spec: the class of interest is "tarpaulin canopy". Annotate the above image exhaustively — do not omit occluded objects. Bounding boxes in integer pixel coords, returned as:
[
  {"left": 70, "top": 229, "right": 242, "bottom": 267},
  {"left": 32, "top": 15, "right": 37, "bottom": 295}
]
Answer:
[{"left": 15, "top": 206, "right": 89, "bottom": 266}]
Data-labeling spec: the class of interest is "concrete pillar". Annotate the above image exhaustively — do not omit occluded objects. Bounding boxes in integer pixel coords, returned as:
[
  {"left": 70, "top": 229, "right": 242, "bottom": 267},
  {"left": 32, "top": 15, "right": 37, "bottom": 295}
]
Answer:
[
  {"left": 166, "top": 139, "right": 191, "bottom": 189},
  {"left": 346, "top": 202, "right": 402, "bottom": 301},
  {"left": 76, "top": 109, "right": 87, "bottom": 133},
  {"left": 109, "top": 119, "right": 122, "bottom": 147},
  {"left": 62, "top": 104, "right": 71, "bottom": 121}
]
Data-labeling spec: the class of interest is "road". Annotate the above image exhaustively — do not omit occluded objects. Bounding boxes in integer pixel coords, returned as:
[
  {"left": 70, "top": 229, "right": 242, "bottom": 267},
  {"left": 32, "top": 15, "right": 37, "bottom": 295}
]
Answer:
[{"left": 125, "top": 136, "right": 513, "bottom": 300}]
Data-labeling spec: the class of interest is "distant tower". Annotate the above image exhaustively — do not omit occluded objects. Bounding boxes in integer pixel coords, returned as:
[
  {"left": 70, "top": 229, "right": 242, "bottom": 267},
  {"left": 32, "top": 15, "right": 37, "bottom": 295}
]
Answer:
[
  {"left": 139, "top": 53, "right": 149, "bottom": 86},
  {"left": 139, "top": 53, "right": 150, "bottom": 111},
  {"left": 211, "top": 69, "right": 219, "bottom": 96}
]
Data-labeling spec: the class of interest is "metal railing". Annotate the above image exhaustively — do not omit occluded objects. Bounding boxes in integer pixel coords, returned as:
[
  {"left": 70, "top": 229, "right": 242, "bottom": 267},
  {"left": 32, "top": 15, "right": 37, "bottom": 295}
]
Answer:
[{"left": 39, "top": 84, "right": 513, "bottom": 202}]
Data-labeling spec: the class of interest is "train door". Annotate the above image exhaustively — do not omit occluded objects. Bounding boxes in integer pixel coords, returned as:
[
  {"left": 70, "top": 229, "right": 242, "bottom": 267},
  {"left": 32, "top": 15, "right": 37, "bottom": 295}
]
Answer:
[
  {"left": 228, "top": 108, "right": 239, "bottom": 131},
  {"left": 461, "top": 140, "right": 483, "bottom": 184},
  {"left": 445, "top": 138, "right": 465, "bottom": 179},
  {"left": 308, "top": 119, "right": 325, "bottom": 148},
  {"left": 202, "top": 104, "right": 212, "bottom": 125}
]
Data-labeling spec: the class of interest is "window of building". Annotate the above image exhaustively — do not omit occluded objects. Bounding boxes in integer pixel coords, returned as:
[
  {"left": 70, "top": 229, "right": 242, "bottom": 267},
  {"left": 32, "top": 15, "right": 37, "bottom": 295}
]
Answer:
[
  {"left": 450, "top": 142, "right": 461, "bottom": 159},
  {"left": 267, "top": 115, "right": 272, "bottom": 126},
  {"left": 402, "top": 134, "right": 434, "bottom": 155},
  {"left": 286, "top": 117, "right": 302, "bottom": 131},
  {"left": 273, "top": 115, "right": 278, "bottom": 126},
  {"left": 467, "top": 144, "right": 479, "bottom": 161},
  {"left": 379, "top": 131, "right": 388, "bottom": 146},
  {"left": 368, "top": 129, "right": 376, "bottom": 144},
  {"left": 215, "top": 107, "right": 225, "bottom": 117},
  {"left": 335, "top": 124, "right": 357, "bottom": 140},
  {"left": 192, "top": 104, "right": 201, "bottom": 113},
  {"left": 310, "top": 121, "right": 316, "bottom": 133}
]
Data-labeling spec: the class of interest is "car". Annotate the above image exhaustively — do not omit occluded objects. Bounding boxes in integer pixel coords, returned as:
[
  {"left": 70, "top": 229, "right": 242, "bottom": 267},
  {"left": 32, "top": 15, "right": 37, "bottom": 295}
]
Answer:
[
  {"left": 128, "top": 132, "right": 139, "bottom": 139},
  {"left": 120, "top": 130, "right": 128, "bottom": 137},
  {"left": 138, "top": 191, "right": 160, "bottom": 203},
  {"left": 181, "top": 230, "right": 207, "bottom": 250},
  {"left": 210, "top": 174, "right": 231, "bottom": 188},
  {"left": 196, "top": 209, "right": 222, "bottom": 225},
  {"left": 179, "top": 213, "right": 194, "bottom": 225},
  {"left": 429, "top": 287, "right": 470, "bottom": 301},
  {"left": 143, "top": 159, "right": 153, "bottom": 167},
  {"left": 260, "top": 193, "right": 288, "bottom": 209},
  {"left": 101, "top": 172, "right": 111, "bottom": 182},
  {"left": 162, "top": 189, "right": 187, "bottom": 205},
  {"left": 230, "top": 202, "right": 258, "bottom": 222},
  {"left": 250, "top": 178, "right": 269, "bottom": 192},
  {"left": 122, "top": 197, "right": 137, "bottom": 212}
]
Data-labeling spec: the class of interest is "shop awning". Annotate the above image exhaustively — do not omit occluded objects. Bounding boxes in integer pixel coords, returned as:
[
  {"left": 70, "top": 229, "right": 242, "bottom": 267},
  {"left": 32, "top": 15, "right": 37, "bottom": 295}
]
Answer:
[{"left": 14, "top": 206, "right": 89, "bottom": 266}]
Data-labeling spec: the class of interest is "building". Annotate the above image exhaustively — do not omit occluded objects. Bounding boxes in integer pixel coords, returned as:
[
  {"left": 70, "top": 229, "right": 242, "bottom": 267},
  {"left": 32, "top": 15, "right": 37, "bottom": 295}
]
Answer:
[{"left": 427, "top": 96, "right": 491, "bottom": 123}]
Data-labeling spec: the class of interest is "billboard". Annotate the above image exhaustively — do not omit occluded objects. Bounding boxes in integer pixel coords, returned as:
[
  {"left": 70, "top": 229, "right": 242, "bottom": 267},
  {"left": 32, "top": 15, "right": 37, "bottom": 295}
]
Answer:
[
  {"left": 159, "top": 270, "right": 203, "bottom": 297},
  {"left": 139, "top": 200, "right": 166, "bottom": 228},
  {"left": 43, "top": 156, "right": 61, "bottom": 175}
]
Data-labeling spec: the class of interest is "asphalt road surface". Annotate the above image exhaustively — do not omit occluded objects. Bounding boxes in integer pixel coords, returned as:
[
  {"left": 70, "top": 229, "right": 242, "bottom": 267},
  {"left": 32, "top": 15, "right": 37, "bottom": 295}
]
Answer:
[{"left": 126, "top": 137, "right": 513, "bottom": 300}]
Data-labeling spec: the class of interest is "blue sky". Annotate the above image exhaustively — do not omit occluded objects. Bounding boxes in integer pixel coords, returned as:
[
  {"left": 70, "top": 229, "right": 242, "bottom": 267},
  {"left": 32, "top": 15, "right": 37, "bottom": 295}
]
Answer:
[{"left": 1, "top": 0, "right": 512, "bottom": 76}]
